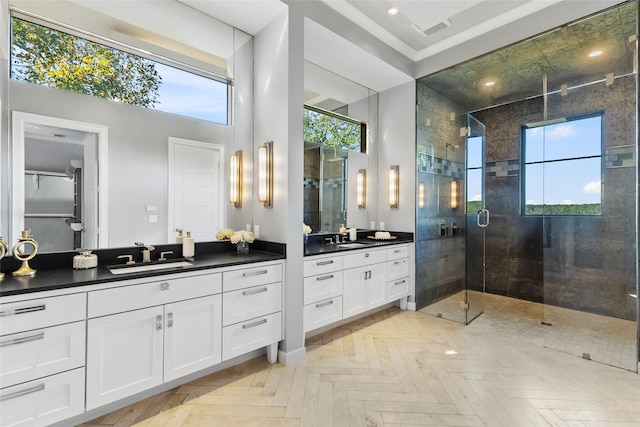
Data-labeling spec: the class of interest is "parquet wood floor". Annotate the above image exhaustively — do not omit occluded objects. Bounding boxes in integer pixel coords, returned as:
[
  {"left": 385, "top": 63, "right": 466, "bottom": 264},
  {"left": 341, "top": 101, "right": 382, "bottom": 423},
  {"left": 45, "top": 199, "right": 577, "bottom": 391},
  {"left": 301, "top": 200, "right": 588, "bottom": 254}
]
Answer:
[{"left": 80, "top": 305, "right": 640, "bottom": 427}]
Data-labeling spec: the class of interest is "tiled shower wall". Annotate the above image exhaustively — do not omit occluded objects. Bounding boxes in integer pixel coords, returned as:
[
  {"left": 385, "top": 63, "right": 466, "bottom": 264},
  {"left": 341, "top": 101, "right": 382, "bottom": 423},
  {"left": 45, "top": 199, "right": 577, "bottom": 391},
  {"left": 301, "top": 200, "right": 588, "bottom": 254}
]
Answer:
[{"left": 471, "top": 75, "right": 637, "bottom": 321}]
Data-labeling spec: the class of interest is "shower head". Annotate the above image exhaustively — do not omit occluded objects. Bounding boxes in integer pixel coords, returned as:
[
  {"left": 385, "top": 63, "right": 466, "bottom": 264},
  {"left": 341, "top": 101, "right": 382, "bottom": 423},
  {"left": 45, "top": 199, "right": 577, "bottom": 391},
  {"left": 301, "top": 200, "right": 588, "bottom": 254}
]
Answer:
[{"left": 446, "top": 143, "right": 459, "bottom": 149}]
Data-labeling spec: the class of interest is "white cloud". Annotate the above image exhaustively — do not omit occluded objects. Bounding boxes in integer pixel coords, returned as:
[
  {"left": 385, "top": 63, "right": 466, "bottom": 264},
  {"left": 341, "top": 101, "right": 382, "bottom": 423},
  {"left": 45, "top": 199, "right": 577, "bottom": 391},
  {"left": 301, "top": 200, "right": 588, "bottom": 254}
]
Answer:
[
  {"left": 470, "top": 194, "right": 482, "bottom": 201},
  {"left": 526, "top": 199, "right": 538, "bottom": 205},
  {"left": 583, "top": 180, "right": 601, "bottom": 195},
  {"left": 561, "top": 199, "right": 575, "bottom": 205},
  {"left": 529, "top": 124, "right": 577, "bottom": 139}
]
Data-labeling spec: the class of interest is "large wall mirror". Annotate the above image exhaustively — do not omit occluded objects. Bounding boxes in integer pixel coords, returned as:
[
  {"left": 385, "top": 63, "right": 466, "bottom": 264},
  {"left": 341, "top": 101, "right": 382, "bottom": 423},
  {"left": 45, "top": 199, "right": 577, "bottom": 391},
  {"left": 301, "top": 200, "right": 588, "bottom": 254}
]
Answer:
[
  {"left": 3, "top": 1, "right": 254, "bottom": 253},
  {"left": 303, "top": 60, "right": 378, "bottom": 234}
]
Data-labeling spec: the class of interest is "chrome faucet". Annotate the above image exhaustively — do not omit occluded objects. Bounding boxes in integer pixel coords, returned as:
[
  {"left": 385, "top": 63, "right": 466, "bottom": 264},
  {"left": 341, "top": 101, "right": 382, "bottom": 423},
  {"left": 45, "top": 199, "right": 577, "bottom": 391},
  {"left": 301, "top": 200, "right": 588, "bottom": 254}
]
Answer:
[{"left": 135, "top": 242, "right": 156, "bottom": 262}]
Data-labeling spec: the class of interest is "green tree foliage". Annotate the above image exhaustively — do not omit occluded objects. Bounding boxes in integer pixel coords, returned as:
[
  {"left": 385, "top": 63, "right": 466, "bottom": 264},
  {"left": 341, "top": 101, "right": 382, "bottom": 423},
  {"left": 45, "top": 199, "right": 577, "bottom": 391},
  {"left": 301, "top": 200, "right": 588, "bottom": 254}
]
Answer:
[
  {"left": 11, "top": 18, "right": 161, "bottom": 107},
  {"left": 303, "top": 108, "right": 362, "bottom": 151}
]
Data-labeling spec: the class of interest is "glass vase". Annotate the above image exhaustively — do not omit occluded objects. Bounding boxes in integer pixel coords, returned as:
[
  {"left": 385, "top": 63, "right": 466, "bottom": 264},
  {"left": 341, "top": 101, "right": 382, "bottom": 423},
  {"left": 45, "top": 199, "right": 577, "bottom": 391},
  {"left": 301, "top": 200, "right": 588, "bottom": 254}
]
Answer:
[{"left": 236, "top": 241, "right": 249, "bottom": 254}]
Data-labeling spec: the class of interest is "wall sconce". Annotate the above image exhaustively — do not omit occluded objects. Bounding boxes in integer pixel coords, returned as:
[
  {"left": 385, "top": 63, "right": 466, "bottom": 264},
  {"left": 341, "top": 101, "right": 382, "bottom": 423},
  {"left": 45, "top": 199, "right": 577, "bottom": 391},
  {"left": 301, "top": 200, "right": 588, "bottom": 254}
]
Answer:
[
  {"left": 258, "top": 141, "right": 273, "bottom": 207},
  {"left": 230, "top": 150, "right": 242, "bottom": 208},
  {"left": 388, "top": 165, "right": 399, "bottom": 209},
  {"left": 451, "top": 178, "right": 458, "bottom": 210},
  {"left": 418, "top": 182, "right": 425, "bottom": 208},
  {"left": 356, "top": 169, "right": 366, "bottom": 208}
]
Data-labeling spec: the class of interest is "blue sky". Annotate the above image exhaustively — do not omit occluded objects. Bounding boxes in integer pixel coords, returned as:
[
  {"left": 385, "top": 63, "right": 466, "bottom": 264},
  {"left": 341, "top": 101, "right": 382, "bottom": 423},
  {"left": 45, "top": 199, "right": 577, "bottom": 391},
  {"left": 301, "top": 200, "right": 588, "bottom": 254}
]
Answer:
[
  {"left": 466, "top": 116, "right": 602, "bottom": 206},
  {"left": 153, "top": 63, "right": 228, "bottom": 125}
]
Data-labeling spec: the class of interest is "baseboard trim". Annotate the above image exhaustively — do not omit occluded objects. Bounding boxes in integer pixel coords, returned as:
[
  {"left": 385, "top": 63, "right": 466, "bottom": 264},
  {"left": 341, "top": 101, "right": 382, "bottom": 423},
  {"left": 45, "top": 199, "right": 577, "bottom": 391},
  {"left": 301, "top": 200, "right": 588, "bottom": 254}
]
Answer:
[{"left": 278, "top": 346, "right": 306, "bottom": 366}]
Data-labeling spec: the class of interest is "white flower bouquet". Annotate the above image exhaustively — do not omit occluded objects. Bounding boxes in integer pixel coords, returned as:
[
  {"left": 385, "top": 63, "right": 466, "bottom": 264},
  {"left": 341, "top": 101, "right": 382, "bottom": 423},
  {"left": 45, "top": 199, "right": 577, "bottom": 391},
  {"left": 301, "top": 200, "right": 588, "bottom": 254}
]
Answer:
[
  {"left": 216, "top": 228, "right": 235, "bottom": 240},
  {"left": 230, "top": 230, "right": 255, "bottom": 244},
  {"left": 303, "top": 223, "right": 312, "bottom": 235}
]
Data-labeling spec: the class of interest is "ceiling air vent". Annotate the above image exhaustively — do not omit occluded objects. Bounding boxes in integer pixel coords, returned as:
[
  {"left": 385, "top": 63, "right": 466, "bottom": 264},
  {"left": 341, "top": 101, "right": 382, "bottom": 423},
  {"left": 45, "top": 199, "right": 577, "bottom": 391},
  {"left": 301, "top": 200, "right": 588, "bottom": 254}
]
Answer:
[{"left": 412, "top": 18, "right": 452, "bottom": 37}]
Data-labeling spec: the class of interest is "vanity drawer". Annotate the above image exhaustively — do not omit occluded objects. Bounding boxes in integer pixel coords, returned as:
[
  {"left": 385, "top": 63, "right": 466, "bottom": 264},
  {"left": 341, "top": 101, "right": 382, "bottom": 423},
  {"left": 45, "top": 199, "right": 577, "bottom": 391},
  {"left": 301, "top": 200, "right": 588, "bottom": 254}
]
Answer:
[
  {"left": 0, "top": 321, "right": 86, "bottom": 388},
  {"left": 343, "top": 249, "right": 386, "bottom": 269},
  {"left": 222, "top": 312, "right": 281, "bottom": 361},
  {"left": 387, "top": 277, "right": 409, "bottom": 302},
  {"left": 0, "top": 367, "right": 85, "bottom": 427},
  {"left": 386, "top": 245, "right": 409, "bottom": 261},
  {"left": 223, "top": 263, "right": 282, "bottom": 292},
  {"left": 386, "top": 258, "right": 409, "bottom": 281},
  {"left": 0, "top": 293, "right": 86, "bottom": 336},
  {"left": 303, "top": 255, "right": 343, "bottom": 277},
  {"left": 88, "top": 273, "right": 221, "bottom": 318},
  {"left": 303, "top": 272, "right": 343, "bottom": 305},
  {"left": 303, "top": 296, "right": 343, "bottom": 332},
  {"left": 223, "top": 282, "right": 282, "bottom": 326}
]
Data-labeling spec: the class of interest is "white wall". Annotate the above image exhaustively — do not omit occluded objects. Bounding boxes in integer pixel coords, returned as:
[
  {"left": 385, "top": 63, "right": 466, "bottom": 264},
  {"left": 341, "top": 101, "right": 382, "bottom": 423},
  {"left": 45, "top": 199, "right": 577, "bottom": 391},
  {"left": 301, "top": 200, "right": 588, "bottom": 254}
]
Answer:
[{"left": 377, "top": 81, "right": 416, "bottom": 232}]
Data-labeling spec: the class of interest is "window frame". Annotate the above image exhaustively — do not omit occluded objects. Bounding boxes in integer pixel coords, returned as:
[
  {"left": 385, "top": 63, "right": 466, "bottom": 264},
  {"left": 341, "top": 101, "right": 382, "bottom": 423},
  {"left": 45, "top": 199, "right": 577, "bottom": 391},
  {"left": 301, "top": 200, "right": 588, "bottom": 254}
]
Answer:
[
  {"left": 520, "top": 112, "right": 604, "bottom": 216},
  {"left": 9, "top": 10, "right": 232, "bottom": 125}
]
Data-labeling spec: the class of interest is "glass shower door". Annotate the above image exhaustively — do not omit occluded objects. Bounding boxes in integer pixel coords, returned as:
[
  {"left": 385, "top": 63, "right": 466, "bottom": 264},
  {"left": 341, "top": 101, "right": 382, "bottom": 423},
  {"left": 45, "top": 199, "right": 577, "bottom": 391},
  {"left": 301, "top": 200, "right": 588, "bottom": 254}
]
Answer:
[{"left": 465, "top": 114, "right": 486, "bottom": 323}]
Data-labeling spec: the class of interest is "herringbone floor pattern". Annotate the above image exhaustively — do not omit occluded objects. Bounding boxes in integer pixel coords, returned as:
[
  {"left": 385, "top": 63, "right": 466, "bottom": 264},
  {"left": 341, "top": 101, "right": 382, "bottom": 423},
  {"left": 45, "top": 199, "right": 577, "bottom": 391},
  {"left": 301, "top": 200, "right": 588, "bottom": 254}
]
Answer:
[{"left": 81, "top": 305, "right": 640, "bottom": 427}]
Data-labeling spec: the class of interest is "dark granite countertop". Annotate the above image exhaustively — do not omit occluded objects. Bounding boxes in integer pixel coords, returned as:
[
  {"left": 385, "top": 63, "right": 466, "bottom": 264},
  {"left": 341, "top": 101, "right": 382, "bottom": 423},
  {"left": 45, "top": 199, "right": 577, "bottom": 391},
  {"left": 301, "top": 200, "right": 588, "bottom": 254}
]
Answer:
[
  {"left": 0, "top": 240, "right": 285, "bottom": 297},
  {"left": 304, "top": 231, "right": 413, "bottom": 257}
]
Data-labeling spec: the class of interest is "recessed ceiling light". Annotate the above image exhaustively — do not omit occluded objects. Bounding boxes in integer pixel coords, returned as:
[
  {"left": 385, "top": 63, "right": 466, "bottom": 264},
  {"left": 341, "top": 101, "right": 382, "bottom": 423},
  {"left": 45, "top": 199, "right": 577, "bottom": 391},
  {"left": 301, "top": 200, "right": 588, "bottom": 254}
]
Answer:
[
  {"left": 588, "top": 50, "right": 603, "bottom": 58},
  {"left": 484, "top": 81, "right": 495, "bottom": 87},
  {"left": 387, "top": 7, "right": 398, "bottom": 16}
]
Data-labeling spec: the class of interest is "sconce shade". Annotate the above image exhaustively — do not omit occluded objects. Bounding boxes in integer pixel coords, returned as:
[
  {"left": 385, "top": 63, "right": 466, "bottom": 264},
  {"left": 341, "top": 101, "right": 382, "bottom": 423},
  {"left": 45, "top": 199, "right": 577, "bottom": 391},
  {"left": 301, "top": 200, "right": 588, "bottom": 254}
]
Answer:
[
  {"left": 451, "top": 178, "right": 458, "bottom": 210},
  {"left": 356, "top": 169, "right": 366, "bottom": 208},
  {"left": 258, "top": 141, "right": 273, "bottom": 207},
  {"left": 418, "top": 182, "right": 425, "bottom": 208},
  {"left": 389, "top": 165, "right": 399, "bottom": 209},
  {"left": 230, "top": 151, "right": 242, "bottom": 207}
]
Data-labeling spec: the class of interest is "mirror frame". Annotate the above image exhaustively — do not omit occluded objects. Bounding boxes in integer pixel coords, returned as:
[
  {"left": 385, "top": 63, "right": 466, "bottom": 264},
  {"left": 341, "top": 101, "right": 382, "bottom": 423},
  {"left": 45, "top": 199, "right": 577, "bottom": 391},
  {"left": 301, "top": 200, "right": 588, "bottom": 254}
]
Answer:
[{"left": 11, "top": 111, "right": 109, "bottom": 252}]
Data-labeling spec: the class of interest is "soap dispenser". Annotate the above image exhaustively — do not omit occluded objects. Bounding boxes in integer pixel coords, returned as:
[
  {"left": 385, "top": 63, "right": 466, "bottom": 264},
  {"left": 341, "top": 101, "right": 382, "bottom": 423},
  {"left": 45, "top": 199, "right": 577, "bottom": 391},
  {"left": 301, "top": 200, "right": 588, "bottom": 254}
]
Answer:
[
  {"left": 182, "top": 231, "right": 194, "bottom": 259},
  {"left": 176, "top": 229, "right": 184, "bottom": 244},
  {"left": 349, "top": 226, "right": 357, "bottom": 241}
]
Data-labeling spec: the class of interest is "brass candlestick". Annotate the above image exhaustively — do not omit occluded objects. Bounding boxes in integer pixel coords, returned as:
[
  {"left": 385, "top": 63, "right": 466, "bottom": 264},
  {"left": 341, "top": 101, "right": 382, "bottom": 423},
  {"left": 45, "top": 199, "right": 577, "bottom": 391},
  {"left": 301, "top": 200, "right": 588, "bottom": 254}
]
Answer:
[
  {"left": 0, "top": 236, "right": 8, "bottom": 280},
  {"left": 12, "top": 230, "right": 38, "bottom": 277}
]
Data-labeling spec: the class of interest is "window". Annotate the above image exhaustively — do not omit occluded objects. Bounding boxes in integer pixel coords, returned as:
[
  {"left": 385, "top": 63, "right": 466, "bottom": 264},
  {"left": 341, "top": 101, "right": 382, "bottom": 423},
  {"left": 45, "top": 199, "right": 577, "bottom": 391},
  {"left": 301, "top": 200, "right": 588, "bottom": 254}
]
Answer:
[
  {"left": 303, "top": 105, "right": 366, "bottom": 152},
  {"left": 10, "top": 16, "right": 230, "bottom": 125},
  {"left": 466, "top": 135, "right": 483, "bottom": 214},
  {"left": 522, "top": 115, "right": 602, "bottom": 215}
]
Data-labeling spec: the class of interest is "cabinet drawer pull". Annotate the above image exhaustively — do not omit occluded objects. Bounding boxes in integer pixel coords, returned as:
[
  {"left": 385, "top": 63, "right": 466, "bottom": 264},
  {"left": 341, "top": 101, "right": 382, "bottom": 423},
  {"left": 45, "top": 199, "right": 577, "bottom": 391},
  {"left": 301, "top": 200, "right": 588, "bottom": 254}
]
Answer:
[
  {"left": 315, "top": 300, "right": 334, "bottom": 308},
  {"left": 160, "top": 282, "right": 170, "bottom": 291},
  {"left": 0, "top": 304, "right": 46, "bottom": 317},
  {"left": 316, "top": 274, "right": 334, "bottom": 281},
  {"left": 167, "top": 312, "right": 174, "bottom": 328},
  {"left": 156, "top": 315, "right": 163, "bottom": 330},
  {"left": 394, "top": 279, "right": 407, "bottom": 285},
  {"left": 316, "top": 260, "right": 334, "bottom": 266},
  {"left": 394, "top": 249, "right": 403, "bottom": 253},
  {"left": 0, "top": 383, "right": 45, "bottom": 402},
  {"left": 243, "top": 287, "right": 268, "bottom": 296},
  {"left": 394, "top": 260, "right": 405, "bottom": 265},
  {"left": 242, "top": 318, "right": 267, "bottom": 329},
  {"left": 243, "top": 270, "right": 268, "bottom": 277},
  {"left": 0, "top": 332, "right": 45, "bottom": 348}
]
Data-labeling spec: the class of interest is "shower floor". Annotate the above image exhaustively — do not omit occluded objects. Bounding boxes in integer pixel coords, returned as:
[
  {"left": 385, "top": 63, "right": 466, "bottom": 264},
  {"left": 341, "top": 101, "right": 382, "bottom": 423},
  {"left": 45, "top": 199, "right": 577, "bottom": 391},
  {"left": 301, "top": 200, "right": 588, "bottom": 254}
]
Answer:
[{"left": 420, "top": 292, "right": 638, "bottom": 372}]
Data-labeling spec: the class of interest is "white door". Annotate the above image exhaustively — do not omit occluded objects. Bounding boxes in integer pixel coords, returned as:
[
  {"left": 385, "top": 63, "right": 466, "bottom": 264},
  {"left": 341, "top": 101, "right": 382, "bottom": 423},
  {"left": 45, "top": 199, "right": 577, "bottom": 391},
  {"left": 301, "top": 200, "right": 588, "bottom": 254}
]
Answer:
[
  {"left": 168, "top": 138, "right": 224, "bottom": 242},
  {"left": 366, "top": 263, "right": 386, "bottom": 310},
  {"left": 342, "top": 267, "right": 367, "bottom": 318},
  {"left": 86, "top": 306, "right": 164, "bottom": 409},
  {"left": 164, "top": 295, "right": 222, "bottom": 382}
]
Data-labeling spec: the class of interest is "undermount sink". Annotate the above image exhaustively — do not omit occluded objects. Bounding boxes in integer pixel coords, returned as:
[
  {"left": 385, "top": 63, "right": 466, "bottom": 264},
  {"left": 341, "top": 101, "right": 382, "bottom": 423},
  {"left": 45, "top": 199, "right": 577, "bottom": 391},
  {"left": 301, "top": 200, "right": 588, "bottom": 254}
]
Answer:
[
  {"left": 337, "top": 242, "right": 367, "bottom": 249},
  {"left": 108, "top": 259, "right": 193, "bottom": 275}
]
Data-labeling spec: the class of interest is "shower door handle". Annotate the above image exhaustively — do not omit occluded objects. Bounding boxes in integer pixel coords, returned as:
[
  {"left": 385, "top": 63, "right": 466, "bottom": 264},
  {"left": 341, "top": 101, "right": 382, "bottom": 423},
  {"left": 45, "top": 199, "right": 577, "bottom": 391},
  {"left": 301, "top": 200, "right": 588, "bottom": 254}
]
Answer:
[{"left": 477, "top": 208, "right": 490, "bottom": 228}]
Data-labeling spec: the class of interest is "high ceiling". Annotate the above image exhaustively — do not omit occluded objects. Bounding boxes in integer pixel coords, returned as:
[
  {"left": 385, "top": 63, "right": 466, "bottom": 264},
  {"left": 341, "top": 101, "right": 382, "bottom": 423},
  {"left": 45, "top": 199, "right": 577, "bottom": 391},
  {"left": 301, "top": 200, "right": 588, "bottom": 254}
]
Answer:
[{"left": 419, "top": 0, "right": 637, "bottom": 112}]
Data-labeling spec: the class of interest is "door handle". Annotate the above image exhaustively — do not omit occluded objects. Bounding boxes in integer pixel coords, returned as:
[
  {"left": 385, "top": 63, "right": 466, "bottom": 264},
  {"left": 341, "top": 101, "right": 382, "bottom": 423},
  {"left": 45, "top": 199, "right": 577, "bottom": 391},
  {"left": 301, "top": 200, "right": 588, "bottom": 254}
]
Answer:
[{"left": 477, "top": 208, "right": 490, "bottom": 228}]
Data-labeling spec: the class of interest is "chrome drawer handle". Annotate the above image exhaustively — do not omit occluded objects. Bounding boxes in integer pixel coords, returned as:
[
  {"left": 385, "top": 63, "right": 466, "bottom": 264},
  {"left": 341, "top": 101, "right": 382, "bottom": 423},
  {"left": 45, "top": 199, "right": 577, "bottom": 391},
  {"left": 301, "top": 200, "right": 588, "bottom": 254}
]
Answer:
[
  {"left": 316, "top": 274, "right": 334, "bottom": 281},
  {"left": 167, "top": 312, "right": 173, "bottom": 328},
  {"left": 394, "top": 260, "right": 405, "bottom": 265},
  {"left": 243, "top": 318, "right": 267, "bottom": 329},
  {"left": 0, "top": 304, "right": 46, "bottom": 317},
  {"left": 0, "top": 383, "right": 45, "bottom": 402},
  {"left": 394, "top": 249, "right": 403, "bottom": 253},
  {"left": 160, "top": 282, "right": 170, "bottom": 291},
  {"left": 315, "top": 300, "right": 334, "bottom": 308},
  {"left": 316, "top": 260, "right": 333, "bottom": 266},
  {"left": 0, "top": 332, "right": 45, "bottom": 348},
  {"left": 394, "top": 279, "right": 406, "bottom": 285},
  {"left": 243, "top": 270, "right": 268, "bottom": 277},
  {"left": 243, "top": 287, "right": 268, "bottom": 296},
  {"left": 156, "top": 315, "right": 163, "bottom": 330}
]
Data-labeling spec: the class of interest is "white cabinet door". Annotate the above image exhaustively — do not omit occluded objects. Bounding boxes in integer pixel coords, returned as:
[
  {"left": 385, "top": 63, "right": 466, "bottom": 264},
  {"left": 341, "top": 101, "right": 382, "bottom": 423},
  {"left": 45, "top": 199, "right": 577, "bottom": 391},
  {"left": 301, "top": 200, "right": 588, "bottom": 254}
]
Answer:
[
  {"left": 164, "top": 295, "right": 222, "bottom": 382},
  {"left": 0, "top": 368, "right": 85, "bottom": 427},
  {"left": 86, "top": 306, "right": 164, "bottom": 410},
  {"left": 342, "top": 267, "right": 367, "bottom": 318},
  {"left": 366, "top": 263, "right": 386, "bottom": 310}
]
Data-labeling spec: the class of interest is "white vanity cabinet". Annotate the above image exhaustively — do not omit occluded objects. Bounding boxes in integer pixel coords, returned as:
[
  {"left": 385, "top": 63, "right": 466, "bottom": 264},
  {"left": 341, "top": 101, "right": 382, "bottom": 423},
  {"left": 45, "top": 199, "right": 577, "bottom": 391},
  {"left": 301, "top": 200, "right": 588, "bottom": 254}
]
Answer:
[
  {"left": 303, "top": 243, "right": 413, "bottom": 334},
  {"left": 0, "top": 293, "right": 87, "bottom": 427},
  {"left": 221, "top": 263, "right": 282, "bottom": 363},
  {"left": 85, "top": 272, "right": 222, "bottom": 410},
  {"left": 303, "top": 255, "right": 344, "bottom": 332}
]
